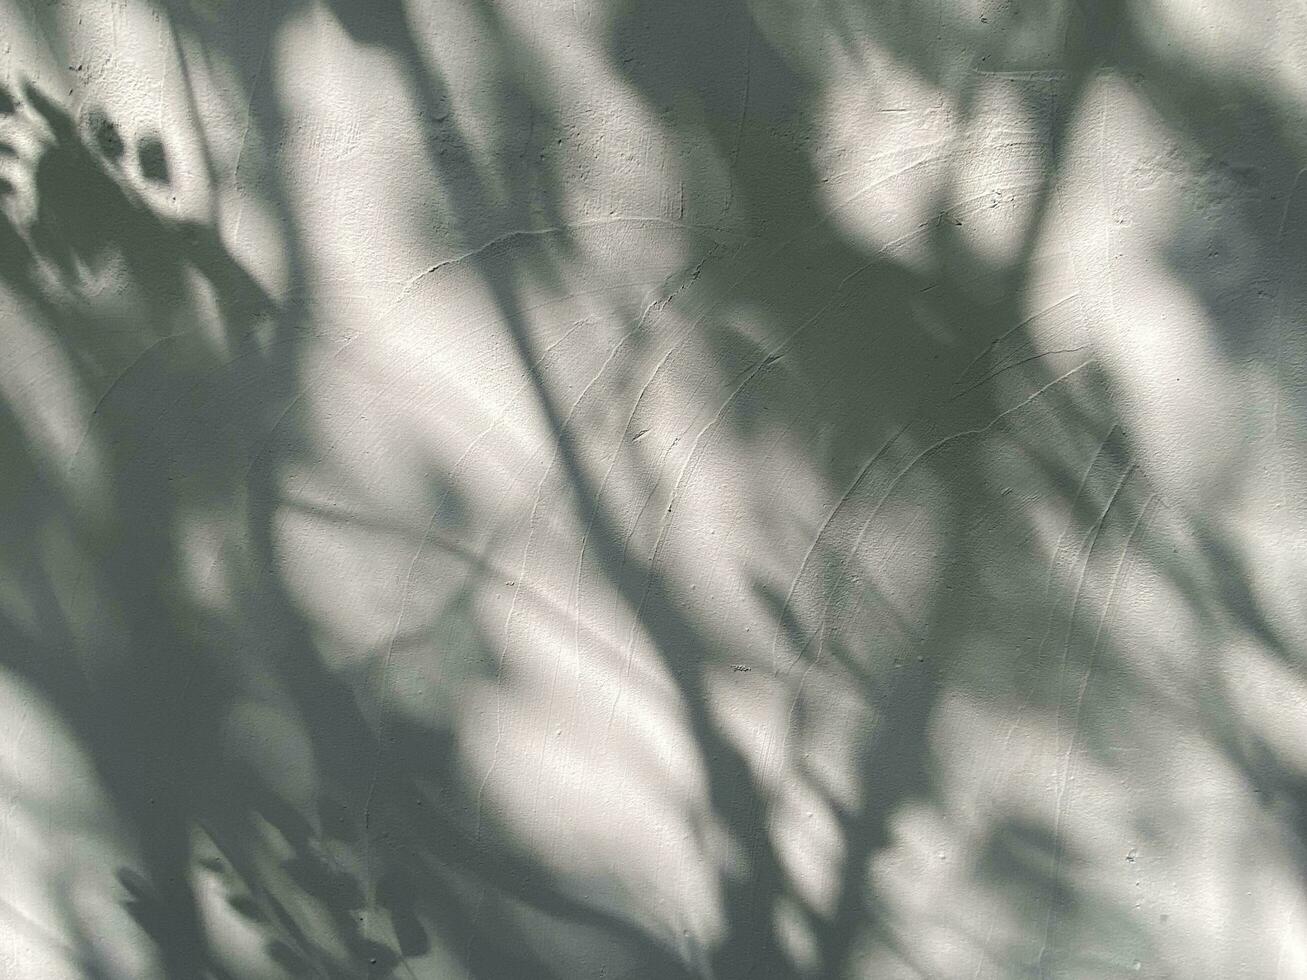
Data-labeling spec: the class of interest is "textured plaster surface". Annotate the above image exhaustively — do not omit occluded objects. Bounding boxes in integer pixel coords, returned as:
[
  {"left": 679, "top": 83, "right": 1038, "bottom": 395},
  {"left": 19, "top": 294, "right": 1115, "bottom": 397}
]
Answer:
[{"left": 1, "top": 0, "right": 1307, "bottom": 977}]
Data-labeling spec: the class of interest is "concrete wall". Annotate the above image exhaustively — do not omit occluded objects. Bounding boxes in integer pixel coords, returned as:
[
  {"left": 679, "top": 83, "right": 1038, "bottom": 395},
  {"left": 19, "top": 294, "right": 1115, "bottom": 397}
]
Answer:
[{"left": 1, "top": 0, "right": 1306, "bottom": 976}]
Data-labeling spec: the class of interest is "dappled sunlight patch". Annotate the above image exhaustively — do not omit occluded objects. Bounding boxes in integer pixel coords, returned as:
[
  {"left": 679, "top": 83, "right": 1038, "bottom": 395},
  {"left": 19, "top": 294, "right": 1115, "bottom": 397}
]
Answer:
[
  {"left": 1222, "top": 641, "right": 1307, "bottom": 776},
  {"left": 0, "top": 669, "right": 114, "bottom": 826},
  {"left": 0, "top": 669, "right": 153, "bottom": 977},
  {"left": 217, "top": 195, "right": 293, "bottom": 308},
  {"left": 454, "top": 663, "right": 720, "bottom": 946},
  {"left": 191, "top": 836, "right": 300, "bottom": 979},
  {"left": 767, "top": 772, "right": 845, "bottom": 920},
  {"left": 1140, "top": 0, "right": 1289, "bottom": 87},
  {"left": 176, "top": 503, "right": 243, "bottom": 614},
  {"left": 813, "top": 77, "right": 951, "bottom": 274},
  {"left": 1054, "top": 73, "right": 1267, "bottom": 515},
  {"left": 867, "top": 800, "right": 989, "bottom": 978},
  {"left": 772, "top": 893, "right": 820, "bottom": 975},
  {"left": 947, "top": 74, "right": 1060, "bottom": 280},
  {"left": 1097, "top": 257, "right": 1249, "bottom": 507}
]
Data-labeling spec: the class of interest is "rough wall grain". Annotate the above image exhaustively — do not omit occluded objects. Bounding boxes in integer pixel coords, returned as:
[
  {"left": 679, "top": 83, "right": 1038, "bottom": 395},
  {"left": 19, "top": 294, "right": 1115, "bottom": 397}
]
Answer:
[{"left": 1, "top": 1, "right": 1306, "bottom": 977}]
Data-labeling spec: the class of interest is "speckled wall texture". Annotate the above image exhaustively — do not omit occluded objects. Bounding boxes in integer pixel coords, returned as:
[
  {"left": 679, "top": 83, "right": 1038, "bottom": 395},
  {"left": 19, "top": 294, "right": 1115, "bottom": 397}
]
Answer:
[{"left": 0, "top": 1, "right": 1304, "bottom": 977}]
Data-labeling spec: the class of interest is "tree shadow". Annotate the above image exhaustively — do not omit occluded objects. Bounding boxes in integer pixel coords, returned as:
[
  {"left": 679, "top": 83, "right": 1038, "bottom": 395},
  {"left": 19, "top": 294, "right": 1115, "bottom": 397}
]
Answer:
[{"left": 0, "top": 0, "right": 1305, "bottom": 976}]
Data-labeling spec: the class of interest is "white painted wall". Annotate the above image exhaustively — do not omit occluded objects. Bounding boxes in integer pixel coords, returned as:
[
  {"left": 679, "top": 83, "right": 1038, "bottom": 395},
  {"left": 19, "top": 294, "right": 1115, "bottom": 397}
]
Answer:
[{"left": 1, "top": 0, "right": 1306, "bottom": 976}]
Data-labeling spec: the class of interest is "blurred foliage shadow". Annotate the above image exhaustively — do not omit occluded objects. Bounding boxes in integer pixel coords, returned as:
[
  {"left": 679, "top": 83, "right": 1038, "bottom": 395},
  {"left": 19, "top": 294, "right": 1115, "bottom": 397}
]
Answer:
[{"left": 0, "top": 0, "right": 1305, "bottom": 976}]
